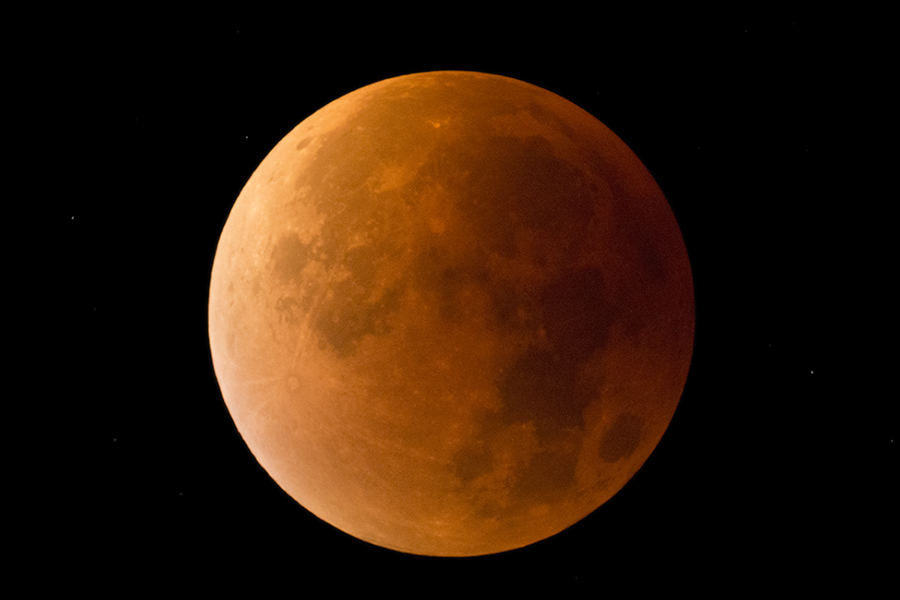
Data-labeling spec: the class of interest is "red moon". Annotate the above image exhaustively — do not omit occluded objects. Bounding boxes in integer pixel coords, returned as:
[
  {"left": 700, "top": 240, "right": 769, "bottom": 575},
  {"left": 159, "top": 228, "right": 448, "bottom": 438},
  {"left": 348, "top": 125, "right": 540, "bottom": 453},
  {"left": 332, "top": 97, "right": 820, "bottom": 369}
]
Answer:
[{"left": 208, "top": 71, "right": 694, "bottom": 556}]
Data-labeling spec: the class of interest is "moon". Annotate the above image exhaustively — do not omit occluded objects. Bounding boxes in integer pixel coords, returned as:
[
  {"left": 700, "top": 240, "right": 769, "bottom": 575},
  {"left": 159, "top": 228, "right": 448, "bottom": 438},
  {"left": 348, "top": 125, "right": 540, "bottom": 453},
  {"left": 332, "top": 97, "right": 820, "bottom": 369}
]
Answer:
[{"left": 208, "top": 71, "right": 694, "bottom": 557}]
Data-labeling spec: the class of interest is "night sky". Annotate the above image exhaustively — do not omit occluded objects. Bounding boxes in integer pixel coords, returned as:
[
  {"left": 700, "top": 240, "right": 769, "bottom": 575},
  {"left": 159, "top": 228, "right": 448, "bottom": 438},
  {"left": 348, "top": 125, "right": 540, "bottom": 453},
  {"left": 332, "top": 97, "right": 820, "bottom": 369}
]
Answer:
[{"left": 51, "top": 12, "right": 893, "bottom": 592}]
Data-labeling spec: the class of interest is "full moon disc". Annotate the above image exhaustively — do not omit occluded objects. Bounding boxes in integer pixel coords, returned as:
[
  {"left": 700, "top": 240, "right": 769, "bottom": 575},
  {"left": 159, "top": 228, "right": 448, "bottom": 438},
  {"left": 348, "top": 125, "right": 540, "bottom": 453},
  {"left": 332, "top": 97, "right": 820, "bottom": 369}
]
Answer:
[{"left": 208, "top": 71, "right": 694, "bottom": 556}]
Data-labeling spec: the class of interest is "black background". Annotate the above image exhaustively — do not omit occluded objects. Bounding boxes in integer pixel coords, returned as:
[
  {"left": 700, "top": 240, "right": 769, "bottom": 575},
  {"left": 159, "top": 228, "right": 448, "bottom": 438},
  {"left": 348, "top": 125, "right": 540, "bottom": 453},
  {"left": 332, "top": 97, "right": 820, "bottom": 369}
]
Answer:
[{"left": 48, "top": 10, "right": 893, "bottom": 593}]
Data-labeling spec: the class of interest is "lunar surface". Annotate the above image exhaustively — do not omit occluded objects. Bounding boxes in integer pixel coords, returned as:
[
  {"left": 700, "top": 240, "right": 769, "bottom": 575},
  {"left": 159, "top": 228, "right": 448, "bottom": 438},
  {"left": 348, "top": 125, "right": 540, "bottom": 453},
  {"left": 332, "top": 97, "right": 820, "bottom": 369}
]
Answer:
[{"left": 208, "top": 71, "right": 694, "bottom": 556}]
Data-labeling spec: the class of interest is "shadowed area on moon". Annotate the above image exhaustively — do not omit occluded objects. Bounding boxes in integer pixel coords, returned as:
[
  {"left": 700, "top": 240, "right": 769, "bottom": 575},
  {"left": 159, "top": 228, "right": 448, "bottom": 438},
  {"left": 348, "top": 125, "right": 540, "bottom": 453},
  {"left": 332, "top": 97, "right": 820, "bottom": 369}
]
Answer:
[{"left": 208, "top": 72, "right": 694, "bottom": 556}]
